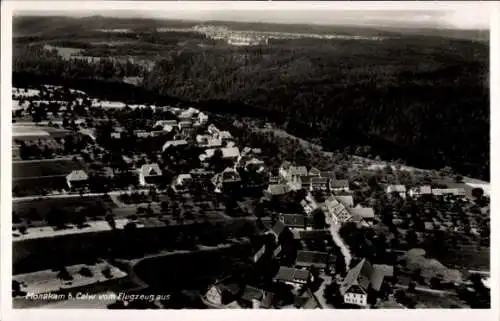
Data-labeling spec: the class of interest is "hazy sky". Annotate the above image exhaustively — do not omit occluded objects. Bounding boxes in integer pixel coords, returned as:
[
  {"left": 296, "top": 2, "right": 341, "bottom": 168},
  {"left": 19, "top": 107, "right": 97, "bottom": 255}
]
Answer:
[{"left": 11, "top": 1, "right": 495, "bottom": 30}]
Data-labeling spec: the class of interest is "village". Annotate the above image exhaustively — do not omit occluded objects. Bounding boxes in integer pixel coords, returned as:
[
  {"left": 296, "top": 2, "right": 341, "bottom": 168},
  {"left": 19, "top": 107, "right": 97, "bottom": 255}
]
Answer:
[{"left": 11, "top": 85, "right": 491, "bottom": 309}]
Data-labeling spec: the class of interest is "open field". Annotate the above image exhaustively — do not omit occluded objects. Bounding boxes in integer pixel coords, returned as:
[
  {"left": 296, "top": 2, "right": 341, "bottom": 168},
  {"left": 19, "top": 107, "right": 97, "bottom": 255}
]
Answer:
[
  {"left": 13, "top": 195, "right": 117, "bottom": 221},
  {"left": 14, "top": 262, "right": 127, "bottom": 295},
  {"left": 13, "top": 158, "right": 85, "bottom": 178},
  {"left": 13, "top": 125, "right": 71, "bottom": 140}
]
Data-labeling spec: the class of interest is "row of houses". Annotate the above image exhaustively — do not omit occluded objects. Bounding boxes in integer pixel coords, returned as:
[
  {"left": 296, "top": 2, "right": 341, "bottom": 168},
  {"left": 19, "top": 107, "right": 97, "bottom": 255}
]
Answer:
[{"left": 386, "top": 184, "right": 466, "bottom": 198}]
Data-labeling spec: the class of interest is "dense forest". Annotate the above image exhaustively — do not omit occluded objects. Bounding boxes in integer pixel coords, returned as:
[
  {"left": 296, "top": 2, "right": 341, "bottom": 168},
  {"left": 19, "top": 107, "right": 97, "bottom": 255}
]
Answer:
[
  {"left": 12, "top": 16, "right": 490, "bottom": 180},
  {"left": 143, "top": 37, "right": 489, "bottom": 180}
]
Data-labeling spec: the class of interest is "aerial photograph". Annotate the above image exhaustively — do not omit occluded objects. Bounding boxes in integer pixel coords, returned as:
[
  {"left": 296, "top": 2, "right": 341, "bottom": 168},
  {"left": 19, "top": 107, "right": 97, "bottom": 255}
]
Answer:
[{"left": 9, "top": 1, "right": 491, "bottom": 310}]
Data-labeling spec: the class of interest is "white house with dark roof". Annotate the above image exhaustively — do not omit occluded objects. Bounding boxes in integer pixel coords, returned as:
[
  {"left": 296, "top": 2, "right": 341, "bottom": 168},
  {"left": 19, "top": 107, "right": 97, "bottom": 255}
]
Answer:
[
  {"left": 340, "top": 258, "right": 394, "bottom": 307},
  {"left": 138, "top": 163, "right": 163, "bottom": 186},
  {"left": 162, "top": 139, "right": 188, "bottom": 152},
  {"left": 66, "top": 170, "right": 89, "bottom": 189},
  {"left": 329, "top": 180, "right": 350, "bottom": 193}
]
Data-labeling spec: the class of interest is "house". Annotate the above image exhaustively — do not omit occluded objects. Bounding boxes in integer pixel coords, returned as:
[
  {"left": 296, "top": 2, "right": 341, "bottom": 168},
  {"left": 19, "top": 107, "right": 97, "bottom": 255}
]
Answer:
[
  {"left": 208, "top": 124, "right": 220, "bottom": 135},
  {"left": 190, "top": 168, "right": 215, "bottom": 181},
  {"left": 204, "top": 147, "right": 241, "bottom": 161},
  {"left": 339, "top": 259, "right": 394, "bottom": 307},
  {"left": 138, "top": 163, "right": 163, "bottom": 186},
  {"left": 110, "top": 132, "right": 121, "bottom": 139},
  {"left": 162, "top": 139, "right": 188, "bottom": 152},
  {"left": 154, "top": 120, "right": 178, "bottom": 128},
  {"left": 198, "top": 112, "right": 209, "bottom": 124},
  {"left": 386, "top": 185, "right": 407, "bottom": 198},
  {"left": 287, "top": 175, "right": 303, "bottom": 191},
  {"left": 279, "top": 161, "right": 292, "bottom": 179},
  {"left": 320, "top": 171, "right": 336, "bottom": 179},
  {"left": 292, "top": 229, "right": 330, "bottom": 240},
  {"left": 300, "top": 176, "right": 313, "bottom": 190},
  {"left": 339, "top": 259, "right": 373, "bottom": 307},
  {"left": 432, "top": 188, "right": 466, "bottom": 197},
  {"left": 336, "top": 195, "right": 354, "bottom": 208},
  {"left": 196, "top": 135, "right": 223, "bottom": 148},
  {"left": 290, "top": 166, "right": 308, "bottom": 179},
  {"left": 172, "top": 174, "right": 193, "bottom": 192},
  {"left": 268, "top": 175, "right": 281, "bottom": 184},
  {"left": 252, "top": 148, "right": 262, "bottom": 155},
  {"left": 274, "top": 266, "right": 313, "bottom": 286},
  {"left": 66, "top": 170, "right": 89, "bottom": 189},
  {"left": 348, "top": 207, "right": 375, "bottom": 221},
  {"left": 238, "top": 286, "right": 265, "bottom": 309},
  {"left": 308, "top": 167, "right": 321, "bottom": 177},
  {"left": 329, "top": 180, "right": 350, "bottom": 192},
  {"left": 278, "top": 213, "right": 307, "bottom": 230},
  {"left": 408, "top": 185, "right": 432, "bottom": 198},
  {"left": 216, "top": 131, "right": 232, "bottom": 141},
  {"left": 295, "top": 250, "right": 330, "bottom": 270},
  {"left": 178, "top": 120, "right": 193, "bottom": 130},
  {"left": 245, "top": 158, "right": 265, "bottom": 173},
  {"left": 204, "top": 282, "right": 241, "bottom": 307},
  {"left": 253, "top": 245, "right": 266, "bottom": 263},
  {"left": 212, "top": 168, "right": 241, "bottom": 193},
  {"left": 269, "top": 220, "right": 287, "bottom": 241},
  {"left": 266, "top": 184, "right": 291, "bottom": 196},
  {"left": 295, "top": 290, "right": 322, "bottom": 309},
  {"left": 324, "top": 196, "right": 352, "bottom": 226},
  {"left": 310, "top": 177, "right": 329, "bottom": 191}
]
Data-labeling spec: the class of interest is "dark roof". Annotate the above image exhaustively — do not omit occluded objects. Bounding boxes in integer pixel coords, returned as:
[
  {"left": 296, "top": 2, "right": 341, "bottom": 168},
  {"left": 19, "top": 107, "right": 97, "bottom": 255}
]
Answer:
[
  {"left": 330, "top": 180, "right": 349, "bottom": 189},
  {"left": 371, "top": 265, "right": 394, "bottom": 291},
  {"left": 267, "top": 184, "right": 290, "bottom": 195},
  {"left": 240, "top": 285, "right": 264, "bottom": 303},
  {"left": 349, "top": 207, "right": 375, "bottom": 219},
  {"left": 311, "top": 177, "right": 329, "bottom": 185},
  {"left": 274, "top": 266, "right": 311, "bottom": 283},
  {"left": 271, "top": 220, "right": 286, "bottom": 237},
  {"left": 217, "top": 283, "right": 241, "bottom": 296},
  {"left": 340, "top": 258, "right": 374, "bottom": 295},
  {"left": 320, "top": 171, "right": 336, "bottom": 179},
  {"left": 279, "top": 213, "right": 306, "bottom": 228},
  {"left": 296, "top": 251, "right": 329, "bottom": 268},
  {"left": 292, "top": 229, "right": 330, "bottom": 240},
  {"left": 300, "top": 176, "right": 312, "bottom": 185}
]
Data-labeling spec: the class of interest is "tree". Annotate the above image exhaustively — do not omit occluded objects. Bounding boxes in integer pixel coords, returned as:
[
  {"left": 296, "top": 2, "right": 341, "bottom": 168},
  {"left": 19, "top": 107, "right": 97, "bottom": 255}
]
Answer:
[
  {"left": 79, "top": 266, "right": 94, "bottom": 277},
  {"left": 57, "top": 266, "right": 73, "bottom": 281},
  {"left": 312, "top": 210, "right": 326, "bottom": 229},
  {"left": 454, "top": 175, "right": 464, "bottom": 183},
  {"left": 105, "top": 214, "right": 116, "bottom": 230},
  {"left": 471, "top": 187, "right": 484, "bottom": 199}
]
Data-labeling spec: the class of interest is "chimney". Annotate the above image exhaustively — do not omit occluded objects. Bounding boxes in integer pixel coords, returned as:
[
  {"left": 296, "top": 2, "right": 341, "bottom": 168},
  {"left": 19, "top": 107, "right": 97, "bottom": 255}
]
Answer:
[{"left": 252, "top": 298, "right": 260, "bottom": 309}]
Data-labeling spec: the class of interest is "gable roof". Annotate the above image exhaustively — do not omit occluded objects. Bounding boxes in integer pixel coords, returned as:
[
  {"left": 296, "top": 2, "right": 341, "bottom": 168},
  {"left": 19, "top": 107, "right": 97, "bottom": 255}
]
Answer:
[
  {"left": 267, "top": 184, "right": 290, "bottom": 195},
  {"left": 290, "top": 166, "right": 308, "bottom": 177},
  {"left": 309, "top": 167, "right": 321, "bottom": 176},
  {"left": 140, "top": 163, "right": 162, "bottom": 177},
  {"left": 66, "top": 170, "right": 88, "bottom": 182},
  {"left": 240, "top": 285, "right": 264, "bottom": 303},
  {"left": 386, "top": 185, "right": 406, "bottom": 193},
  {"left": 336, "top": 195, "right": 354, "bottom": 208},
  {"left": 274, "top": 266, "right": 311, "bottom": 283},
  {"left": 206, "top": 147, "right": 240, "bottom": 159},
  {"left": 311, "top": 176, "right": 329, "bottom": 185},
  {"left": 340, "top": 258, "right": 374, "bottom": 295},
  {"left": 163, "top": 140, "right": 188, "bottom": 150},
  {"left": 292, "top": 229, "right": 330, "bottom": 240},
  {"left": 330, "top": 180, "right": 349, "bottom": 189},
  {"left": 279, "top": 213, "right": 306, "bottom": 228},
  {"left": 349, "top": 207, "right": 375, "bottom": 219},
  {"left": 371, "top": 265, "right": 394, "bottom": 291},
  {"left": 271, "top": 220, "right": 287, "bottom": 237},
  {"left": 320, "top": 171, "right": 336, "bottom": 179},
  {"left": 296, "top": 250, "right": 329, "bottom": 267}
]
